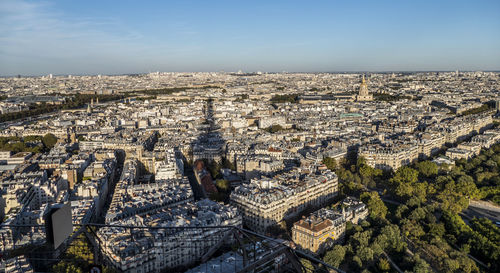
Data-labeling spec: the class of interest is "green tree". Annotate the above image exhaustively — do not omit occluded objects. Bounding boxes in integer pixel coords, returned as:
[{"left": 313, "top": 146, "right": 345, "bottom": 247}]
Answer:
[
  {"left": 376, "top": 224, "right": 405, "bottom": 252},
  {"left": 395, "top": 182, "right": 414, "bottom": 200},
  {"left": 322, "top": 157, "right": 337, "bottom": 171},
  {"left": 377, "top": 257, "right": 391, "bottom": 271},
  {"left": 456, "top": 175, "right": 479, "bottom": 199},
  {"left": 428, "top": 223, "right": 446, "bottom": 238},
  {"left": 415, "top": 161, "right": 438, "bottom": 178},
  {"left": 24, "top": 135, "right": 42, "bottom": 142},
  {"left": 408, "top": 207, "right": 426, "bottom": 221},
  {"left": 435, "top": 175, "right": 454, "bottom": 191},
  {"left": 215, "top": 179, "right": 230, "bottom": 192},
  {"left": 52, "top": 262, "right": 83, "bottom": 273},
  {"left": 351, "top": 230, "right": 373, "bottom": 250},
  {"left": 454, "top": 254, "right": 479, "bottom": 273},
  {"left": 443, "top": 258, "right": 460, "bottom": 272},
  {"left": 412, "top": 182, "right": 429, "bottom": 204},
  {"left": 394, "top": 204, "right": 408, "bottom": 221},
  {"left": 270, "top": 94, "right": 299, "bottom": 103},
  {"left": 359, "top": 164, "right": 375, "bottom": 178},
  {"left": 356, "top": 156, "right": 367, "bottom": 168},
  {"left": 221, "top": 157, "right": 235, "bottom": 170},
  {"left": 42, "top": 133, "right": 58, "bottom": 149},
  {"left": 323, "top": 245, "right": 345, "bottom": 268},
  {"left": 392, "top": 166, "right": 419, "bottom": 184},
  {"left": 265, "top": 124, "right": 284, "bottom": 133},
  {"left": 204, "top": 160, "right": 221, "bottom": 179},
  {"left": 437, "top": 181, "right": 469, "bottom": 213},
  {"left": 484, "top": 159, "right": 497, "bottom": 169},
  {"left": 369, "top": 241, "right": 384, "bottom": 256},
  {"left": 360, "top": 191, "right": 388, "bottom": 219},
  {"left": 412, "top": 255, "right": 431, "bottom": 273},
  {"left": 357, "top": 247, "right": 374, "bottom": 263},
  {"left": 352, "top": 255, "right": 363, "bottom": 270},
  {"left": 402, "top": 219, "right": 425, "bottom": 239},
  {"left": 300, "top": 258, "right": 315, "bottom": 272},
  {"left": 470, "top": 218, "right": 500, "bottom": 245}
]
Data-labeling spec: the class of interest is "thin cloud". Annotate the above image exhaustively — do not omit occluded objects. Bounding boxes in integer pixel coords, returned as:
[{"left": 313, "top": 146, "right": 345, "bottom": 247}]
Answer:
[{"left": 0, "top": 0, "right": 148, "bottom": 75}]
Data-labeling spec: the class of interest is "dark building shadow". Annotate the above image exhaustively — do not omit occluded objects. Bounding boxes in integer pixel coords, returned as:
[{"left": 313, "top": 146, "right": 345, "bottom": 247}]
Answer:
[{"left": 188, "top": 98, "right": 227, "bottom": 199}]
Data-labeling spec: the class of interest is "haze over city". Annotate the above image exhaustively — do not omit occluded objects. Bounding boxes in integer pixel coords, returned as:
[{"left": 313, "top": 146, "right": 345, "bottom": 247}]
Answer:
[{"left": 1, "top": 0, "right": 500, "bottom": 76}]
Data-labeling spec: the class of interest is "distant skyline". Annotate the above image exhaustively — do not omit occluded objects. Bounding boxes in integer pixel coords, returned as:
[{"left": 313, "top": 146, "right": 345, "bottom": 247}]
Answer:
[{"left": 1, "top": 0, "right": 499, "bottom": 76}]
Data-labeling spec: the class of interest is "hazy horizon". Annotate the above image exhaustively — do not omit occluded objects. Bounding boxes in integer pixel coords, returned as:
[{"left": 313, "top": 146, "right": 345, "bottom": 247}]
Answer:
[{"left": 4, "top": 70, "right": 500, "bottom": 78}]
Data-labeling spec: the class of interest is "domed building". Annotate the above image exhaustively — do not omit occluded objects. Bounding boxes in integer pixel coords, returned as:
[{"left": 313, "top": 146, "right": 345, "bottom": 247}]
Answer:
[{"left": 356, "top": 75, "right": 373, "bottom": 102}]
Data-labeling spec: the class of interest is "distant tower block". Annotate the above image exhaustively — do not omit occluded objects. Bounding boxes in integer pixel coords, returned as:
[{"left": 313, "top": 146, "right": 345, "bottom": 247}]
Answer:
[{"left": 356, "top": 75, "right": 373, "bottom": 102}]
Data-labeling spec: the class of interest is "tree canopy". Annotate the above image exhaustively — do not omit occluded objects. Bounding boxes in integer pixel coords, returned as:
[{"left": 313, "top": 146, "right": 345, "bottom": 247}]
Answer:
[
  {"left": 415, "top": 161, "right": 438, "bottom": 178},
  {"left": 360, "top": 191, "right": 388, "bottom": 219},
  {"left": 322, "top": 157, "right": 337, "bottom": 171},
  {"left": 320, "top": 142, "right": 500, "bottom": 272},
  {"left": 42, "top": 133, "right": 58, "bottom": 149}
]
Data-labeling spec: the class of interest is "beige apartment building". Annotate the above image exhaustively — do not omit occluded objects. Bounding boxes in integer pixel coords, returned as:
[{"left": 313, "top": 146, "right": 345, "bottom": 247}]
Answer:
[
  {"left": 292, "top": 198, "right": 367, "bottom": 253},
  {"left": 359, "top": 143, "right": 419, "bottom": 171},
  {"left": 230, "top": 168, "right": 338, "bottom": 233},
  {"left": 292, "top": 214, "right": 344, "bottom": 253}
]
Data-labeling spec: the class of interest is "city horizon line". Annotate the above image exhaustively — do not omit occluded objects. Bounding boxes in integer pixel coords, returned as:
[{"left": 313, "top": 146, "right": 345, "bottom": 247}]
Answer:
[{"left": 2, "top": 69, "right": 500, "bottom": 78}]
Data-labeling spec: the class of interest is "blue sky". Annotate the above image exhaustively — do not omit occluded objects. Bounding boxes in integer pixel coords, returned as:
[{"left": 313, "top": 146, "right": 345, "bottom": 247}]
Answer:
[{"left": 0, "top": 0, "right": 499, "bottom": 75}]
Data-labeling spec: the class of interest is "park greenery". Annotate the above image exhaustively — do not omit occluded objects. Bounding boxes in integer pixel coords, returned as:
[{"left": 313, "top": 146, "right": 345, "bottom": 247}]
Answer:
[
  {"left": 0, "top": 133, "right": 57, "bottom": 154},
  {"left": 460, "top": 104, "right": 493, "bottom": 117},
  {"left": 42, "top": 133, "right": 58, "bottom": 149},
  {"left": 264, "top": 124, "right": 285, "bottom": 134},
  {"left": 0, "top": 86, "right": 219, "bottom": 123},
  {"left": 373, "top": 93, "right": 413, "bottom": 102},
  {"left": 319, "top": 143, "right": 500, "bottom": 272},
  {"left": 269, "top": 94, "right": 299, "bottom": 103},
  {"left": 0, "top": 94, "right": 125, "bottom": 122},
  {"left": 125, "top": 87, "right": 189, "bottom": 96},
  {"left": 51, "top": 234, "right": 116, "bottom": 273},
  {"left": 454, "top": 143, "right": 500, "bottom": 205},
  {"left": 135, "top": 95, "right": 157, "bottom": 101},
  {"left": 234, "top": 94, "right": 249, "bottom": 102},
  {"left": 123, "top": 85, "right": 220, "bottom": 97},
  {"left": 201, "top": 157, "right": 235, "bottom": 203}
]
